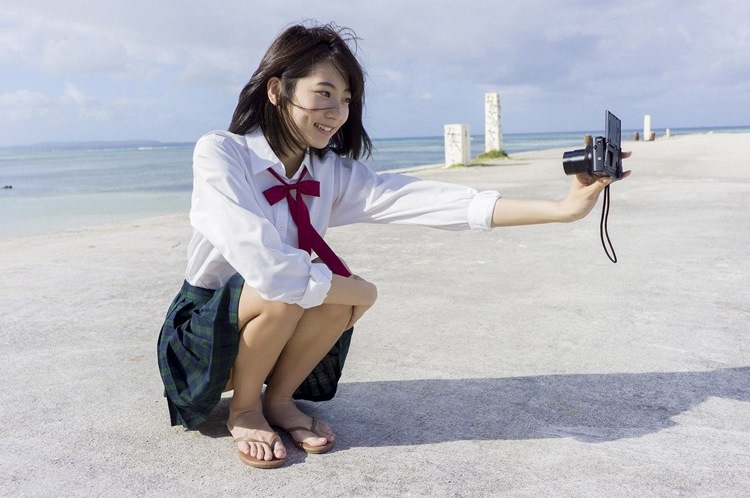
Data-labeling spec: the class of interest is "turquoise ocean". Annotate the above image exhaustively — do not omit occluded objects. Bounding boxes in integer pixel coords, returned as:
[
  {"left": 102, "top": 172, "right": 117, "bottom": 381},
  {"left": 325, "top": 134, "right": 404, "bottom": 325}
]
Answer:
[{"left": 1, "top": 126, "right": 747, "bottom": 239}]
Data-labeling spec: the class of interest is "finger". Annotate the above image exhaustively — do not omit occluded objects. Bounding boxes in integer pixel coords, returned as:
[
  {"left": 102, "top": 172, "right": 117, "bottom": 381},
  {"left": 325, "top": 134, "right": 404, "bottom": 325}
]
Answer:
[
  {"left": 345, "top": 315, "right": 358, "bottom": 330},
  {"left": 608, "top": 170, "right": 632, "bottom": 183},
  {"left": 344, "top": 309, "right": 357, "bottom": 330},
  {"left": 598, "top": 180, "right": 612, "bottom": 189},
  {"left": 583, "top": 176, "right": 612, "bottom": 194},
  {"left": 621, "top": 151, "right": 632, "bottom": 159},
  {"left": 575, "top": 173, "right": 596, "bottom": 186},
  {"left": 346, "top": 308, "right": 365, "bottom": 330}
]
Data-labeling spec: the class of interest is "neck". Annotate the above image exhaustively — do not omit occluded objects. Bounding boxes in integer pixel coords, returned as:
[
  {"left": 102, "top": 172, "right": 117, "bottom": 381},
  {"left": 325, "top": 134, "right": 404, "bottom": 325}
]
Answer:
[{"left": 278, "top": 149, "right": 306, "bottom": 178}]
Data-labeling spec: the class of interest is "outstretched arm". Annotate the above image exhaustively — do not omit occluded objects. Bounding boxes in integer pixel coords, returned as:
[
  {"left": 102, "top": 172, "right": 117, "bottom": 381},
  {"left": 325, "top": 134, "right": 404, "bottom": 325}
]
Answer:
[{"left": 491, "top": 153, "right": 632, "bottom": 227}]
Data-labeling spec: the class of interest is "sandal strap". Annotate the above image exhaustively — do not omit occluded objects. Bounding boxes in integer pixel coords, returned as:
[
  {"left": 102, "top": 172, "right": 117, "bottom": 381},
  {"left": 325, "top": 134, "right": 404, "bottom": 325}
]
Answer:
[{"left": 283, "top": 417, "right": 321, "bottom": 435}]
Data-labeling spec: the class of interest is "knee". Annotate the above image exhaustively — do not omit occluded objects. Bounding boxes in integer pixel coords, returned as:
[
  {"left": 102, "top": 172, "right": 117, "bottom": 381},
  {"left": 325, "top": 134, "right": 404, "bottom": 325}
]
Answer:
[{"left": 260, "top": 300, "right": 305, "bottom": 326}]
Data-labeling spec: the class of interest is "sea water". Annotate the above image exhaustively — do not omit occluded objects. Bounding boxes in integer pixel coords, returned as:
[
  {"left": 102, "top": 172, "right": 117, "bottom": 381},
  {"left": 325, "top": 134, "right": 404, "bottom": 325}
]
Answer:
[
  {"left": 0, "top": 147, "right": 195, "bottom": 238},
  {"left": 1, "top": 127, "right": 747, "bottom": 239}
]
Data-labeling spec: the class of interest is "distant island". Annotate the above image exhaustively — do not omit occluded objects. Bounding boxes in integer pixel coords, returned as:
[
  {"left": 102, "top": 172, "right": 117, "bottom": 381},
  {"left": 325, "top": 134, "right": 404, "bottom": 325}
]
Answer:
[{"left": 0, "top": 140, "right": 193, "bottom": 153}]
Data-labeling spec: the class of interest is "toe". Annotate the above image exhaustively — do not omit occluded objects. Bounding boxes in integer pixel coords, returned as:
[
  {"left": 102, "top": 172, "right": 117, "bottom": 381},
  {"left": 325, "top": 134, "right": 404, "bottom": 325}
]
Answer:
[
  {"left": 295, "top": 433, "right": 329, "bottom": 449},
  {"left": 255, "top": 443, "right": 271, "bottom": 461},
  {"left": 253, "top": 441, "right": 283, "bottom": 461},
  {"left": 307, "top": 435, "right": 329, "bottom": 446},
  {"left": 237, "top": 440, "right": 251, "bottom": 455},
  {"left": 312, "top": 419, "right": 335, "bottom": 442},
  {"left": 310, "top": 436, "right": 330, "bottom": 448},
  {"left": 273, "top": 442, "right": 287, "bottom": 460}
]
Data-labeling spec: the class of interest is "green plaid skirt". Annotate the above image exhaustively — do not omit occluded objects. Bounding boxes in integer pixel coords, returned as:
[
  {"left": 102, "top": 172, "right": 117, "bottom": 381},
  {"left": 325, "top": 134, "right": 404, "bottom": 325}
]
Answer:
[{"left": 157, "top": 275, "right": 353, "bottom": 429}]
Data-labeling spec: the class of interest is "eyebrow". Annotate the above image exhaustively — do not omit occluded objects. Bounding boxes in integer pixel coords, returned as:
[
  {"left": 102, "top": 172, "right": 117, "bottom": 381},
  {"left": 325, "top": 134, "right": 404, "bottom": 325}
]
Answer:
[{"left": 315, "top": 81, "right": 351, "bottom": 93}]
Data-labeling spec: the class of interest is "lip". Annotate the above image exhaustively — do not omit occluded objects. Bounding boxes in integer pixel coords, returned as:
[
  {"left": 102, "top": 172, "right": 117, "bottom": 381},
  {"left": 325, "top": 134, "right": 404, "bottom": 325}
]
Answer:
[{"left": 315, "top": 123, "right": 334, "bottom": 134}]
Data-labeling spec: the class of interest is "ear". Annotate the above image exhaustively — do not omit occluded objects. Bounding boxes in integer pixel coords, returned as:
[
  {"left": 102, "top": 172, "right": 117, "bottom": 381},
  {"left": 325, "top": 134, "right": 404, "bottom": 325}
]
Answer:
[{"left": 267, "top": 77, "right": 282, "bottom": 106}]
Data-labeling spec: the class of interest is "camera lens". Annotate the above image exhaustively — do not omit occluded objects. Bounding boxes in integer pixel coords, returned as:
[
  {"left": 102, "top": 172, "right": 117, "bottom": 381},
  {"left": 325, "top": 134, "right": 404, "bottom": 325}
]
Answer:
[{"left": 563, "top": 146, "right": 593, "bottom": 175}]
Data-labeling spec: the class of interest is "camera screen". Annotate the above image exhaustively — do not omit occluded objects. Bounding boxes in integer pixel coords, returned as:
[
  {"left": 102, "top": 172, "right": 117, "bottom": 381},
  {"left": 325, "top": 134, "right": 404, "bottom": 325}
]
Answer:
[{"left": 605, "top": 111, "right": 621, "bottom": 148}]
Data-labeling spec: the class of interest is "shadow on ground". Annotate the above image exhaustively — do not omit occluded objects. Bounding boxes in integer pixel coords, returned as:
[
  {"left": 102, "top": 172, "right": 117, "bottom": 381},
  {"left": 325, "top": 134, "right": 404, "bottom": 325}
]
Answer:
[{"left": 198, "top": 367, "right": 750, "bottom": 447}]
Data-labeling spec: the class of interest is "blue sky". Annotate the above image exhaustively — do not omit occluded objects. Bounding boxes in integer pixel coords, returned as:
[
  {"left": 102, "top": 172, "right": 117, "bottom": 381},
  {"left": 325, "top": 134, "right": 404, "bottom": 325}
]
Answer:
[{"left": 1, "top": 0, "right": 748, "bottom": 146}]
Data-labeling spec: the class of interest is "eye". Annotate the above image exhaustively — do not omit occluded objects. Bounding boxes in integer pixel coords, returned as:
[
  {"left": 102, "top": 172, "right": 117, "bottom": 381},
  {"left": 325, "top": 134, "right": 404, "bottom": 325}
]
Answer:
[
  {"left": 342, "top": 97, "right": 352, "bottom": 105},
  {"left": 318, "top": 91, "right": 331, "bottom": 98}
]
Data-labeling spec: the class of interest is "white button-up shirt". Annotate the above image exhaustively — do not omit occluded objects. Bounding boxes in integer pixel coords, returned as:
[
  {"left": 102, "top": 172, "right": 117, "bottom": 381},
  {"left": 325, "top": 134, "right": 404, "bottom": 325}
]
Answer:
[{"left": 185, "top": 130, "right": 501, "bottom": 308}]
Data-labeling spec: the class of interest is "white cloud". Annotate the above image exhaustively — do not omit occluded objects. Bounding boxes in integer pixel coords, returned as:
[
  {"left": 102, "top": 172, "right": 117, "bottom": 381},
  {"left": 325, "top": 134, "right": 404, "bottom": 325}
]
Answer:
[
  {"left": 0, "top": 89, "right": 53, "bottom": 121},
  {"left": 0, "top": 0, "right": 749, "bottom": 144},
  {"left": 0, "top": 5, "right": 181, "bottom": 79},
  {"left": 0, "top": 84, "right": 108, "bottom": 124},
  {"left": 40, "top": 34, "right": 129, "bottom": 75},
  {"left": 60, "top": 83, "right": 89, "bottom": 106}
]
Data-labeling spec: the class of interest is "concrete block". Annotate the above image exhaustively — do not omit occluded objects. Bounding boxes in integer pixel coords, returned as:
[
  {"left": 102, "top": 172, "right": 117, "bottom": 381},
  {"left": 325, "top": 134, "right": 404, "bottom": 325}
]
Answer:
[
  {"left": 644, "top": 115, "right": 654, "bottom": 141},
  {"left": 444, "top": 124, "right": 471, "bottom": 166},
  {"left": 484, "top": 93, "right": 503, "bottom": 153}
]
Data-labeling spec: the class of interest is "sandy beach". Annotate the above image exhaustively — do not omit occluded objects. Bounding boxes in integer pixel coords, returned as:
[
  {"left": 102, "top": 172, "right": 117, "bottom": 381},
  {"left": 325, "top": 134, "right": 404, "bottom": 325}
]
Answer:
[{"left": 1, "top": 132, "right": 749, "bottom": 496}]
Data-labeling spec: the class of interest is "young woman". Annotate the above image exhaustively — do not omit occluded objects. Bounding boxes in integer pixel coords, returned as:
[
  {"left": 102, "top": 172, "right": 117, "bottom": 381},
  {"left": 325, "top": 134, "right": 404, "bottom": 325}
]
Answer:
[{"left": 157, "top": 22, "right": 629, "bottom": 469}]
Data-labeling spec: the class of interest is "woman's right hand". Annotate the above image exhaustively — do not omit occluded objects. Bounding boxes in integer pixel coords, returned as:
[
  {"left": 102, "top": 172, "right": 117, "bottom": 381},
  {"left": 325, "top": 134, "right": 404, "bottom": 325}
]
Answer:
[
  {"left": 343, "top": 274, "right": 376, "bottom": 329},
  {"left": 345, "top": 302, "right": 373, "bottom": 330}
]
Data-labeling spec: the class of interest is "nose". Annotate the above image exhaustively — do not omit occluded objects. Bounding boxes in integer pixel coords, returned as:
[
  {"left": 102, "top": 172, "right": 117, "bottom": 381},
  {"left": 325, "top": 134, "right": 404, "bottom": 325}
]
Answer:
[{"left": 325, "top": 103, "right": 347, "bottom": 119}]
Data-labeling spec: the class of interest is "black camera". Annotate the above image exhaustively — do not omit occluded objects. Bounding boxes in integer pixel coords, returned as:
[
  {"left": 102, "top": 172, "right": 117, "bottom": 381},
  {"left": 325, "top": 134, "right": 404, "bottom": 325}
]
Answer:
[{"left": 563, "top": 111, "right": 623, "bottom": 179}]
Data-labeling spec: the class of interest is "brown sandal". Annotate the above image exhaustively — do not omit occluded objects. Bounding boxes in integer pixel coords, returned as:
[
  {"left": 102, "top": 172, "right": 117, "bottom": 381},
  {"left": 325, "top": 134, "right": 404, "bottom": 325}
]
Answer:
[
  {"left": 278, "top": 418, "right": 335, "bottom": 454},
  {"left": 233, "top": 432, "right": 286, "bottom": 469}
]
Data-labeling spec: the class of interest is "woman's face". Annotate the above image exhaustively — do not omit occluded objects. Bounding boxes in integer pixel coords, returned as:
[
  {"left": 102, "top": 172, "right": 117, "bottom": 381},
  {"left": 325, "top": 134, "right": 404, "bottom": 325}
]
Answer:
[{"left": 272, "top": 61, "right": 352, "bottom": 152}]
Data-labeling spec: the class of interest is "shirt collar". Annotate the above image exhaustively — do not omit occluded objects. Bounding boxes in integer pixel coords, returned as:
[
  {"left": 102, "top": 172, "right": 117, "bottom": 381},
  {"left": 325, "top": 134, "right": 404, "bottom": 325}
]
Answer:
[{"left": 244, "top": 129, "right": 316, "bottom": 180}]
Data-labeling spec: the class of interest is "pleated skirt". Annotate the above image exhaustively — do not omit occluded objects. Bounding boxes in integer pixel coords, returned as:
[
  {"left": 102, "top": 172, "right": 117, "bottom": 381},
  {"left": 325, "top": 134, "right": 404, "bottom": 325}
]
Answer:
[{"left": 157, "top": 274, "right": 353, "bottom": 429}]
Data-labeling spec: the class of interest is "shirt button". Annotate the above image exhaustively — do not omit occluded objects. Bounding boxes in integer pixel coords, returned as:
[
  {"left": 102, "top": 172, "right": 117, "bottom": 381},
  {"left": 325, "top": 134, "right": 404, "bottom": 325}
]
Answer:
[{"left": 278, "top": 224, "right": 285, "bottom": 231}]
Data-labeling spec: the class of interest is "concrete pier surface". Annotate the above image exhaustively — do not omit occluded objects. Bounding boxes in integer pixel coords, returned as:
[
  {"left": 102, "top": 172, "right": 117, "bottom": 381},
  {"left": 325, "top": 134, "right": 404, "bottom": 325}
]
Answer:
[{"left": 1, "top": 132, "right": 748, "bottom": 496}]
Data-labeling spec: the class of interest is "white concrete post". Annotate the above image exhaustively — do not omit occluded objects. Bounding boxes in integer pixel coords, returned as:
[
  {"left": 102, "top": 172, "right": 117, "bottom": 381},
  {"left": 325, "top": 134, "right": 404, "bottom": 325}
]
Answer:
[
  {"left": 484, "top": 92, "right": 503, "bottom": 153},
  {"left": 644, "top": 114, "right": 653, "bottom": 141},
  {"left": 444, "top": 124, "right": 471, "bottom": 167}
]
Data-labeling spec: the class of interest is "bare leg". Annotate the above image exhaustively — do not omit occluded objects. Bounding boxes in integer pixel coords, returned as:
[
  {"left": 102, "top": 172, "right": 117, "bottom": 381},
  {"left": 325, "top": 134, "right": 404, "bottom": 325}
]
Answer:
[
  {"left": 263, "top": 303, "right": 354, "bottom": 449},
  {"left": 229, "top": 285, "right": 369, "bottom": 457},
  {"left": 227, "top": 284, "right": 304, "bottom": 462}
]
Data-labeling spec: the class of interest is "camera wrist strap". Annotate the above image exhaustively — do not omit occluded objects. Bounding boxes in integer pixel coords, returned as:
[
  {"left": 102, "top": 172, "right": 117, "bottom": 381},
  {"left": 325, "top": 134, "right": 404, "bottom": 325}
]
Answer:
[{"left": 600, "top": 185, "right": 617, "bottom": 263}]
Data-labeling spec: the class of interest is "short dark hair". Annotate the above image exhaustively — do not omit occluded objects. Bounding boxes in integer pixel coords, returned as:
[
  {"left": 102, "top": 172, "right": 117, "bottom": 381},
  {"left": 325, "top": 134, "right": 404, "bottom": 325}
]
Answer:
[{"left": 228, "top": 22, "right": 372, "bottom": 161}]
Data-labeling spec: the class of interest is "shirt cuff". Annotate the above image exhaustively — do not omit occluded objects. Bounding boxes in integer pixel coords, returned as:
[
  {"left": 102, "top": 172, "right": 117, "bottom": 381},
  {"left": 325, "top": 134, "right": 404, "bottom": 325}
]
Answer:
[
  {"left": 296, "top": 262, "right": 333, "bottom": 309},
  {"left": 468, "top": 190, "right": 502, "bottom": 231}
]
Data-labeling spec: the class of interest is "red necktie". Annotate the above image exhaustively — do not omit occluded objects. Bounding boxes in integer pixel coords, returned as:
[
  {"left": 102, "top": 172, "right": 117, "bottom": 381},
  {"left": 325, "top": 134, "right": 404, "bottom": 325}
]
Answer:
[{"left": 263, "top": 167, "right": 352, "bottom": 278}]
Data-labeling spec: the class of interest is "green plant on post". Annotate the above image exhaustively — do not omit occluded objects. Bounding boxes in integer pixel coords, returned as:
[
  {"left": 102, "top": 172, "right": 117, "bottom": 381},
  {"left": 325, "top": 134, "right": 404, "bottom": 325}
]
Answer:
[{"left": 473, "top": 149, "right": 509, "bottom": 163}]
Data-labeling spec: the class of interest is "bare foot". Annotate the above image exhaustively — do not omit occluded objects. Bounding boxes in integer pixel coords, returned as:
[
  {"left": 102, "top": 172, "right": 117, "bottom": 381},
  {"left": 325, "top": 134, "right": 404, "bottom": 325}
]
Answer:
[
  {"left": 263, "top": 396, "right": 334, "bottom": 450},
  {"left": 227, "top": 407, "right": 287, "bottom": 462}
]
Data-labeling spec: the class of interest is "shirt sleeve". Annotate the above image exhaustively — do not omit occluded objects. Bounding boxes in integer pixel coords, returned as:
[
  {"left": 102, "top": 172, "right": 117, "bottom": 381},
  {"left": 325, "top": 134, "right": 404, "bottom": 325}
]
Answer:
[
  {"left": 189, "top": 134, "right": 332, "bottom": 308},
  {"left": 329, "top": 159, "right": 501, "bottom": 231}
]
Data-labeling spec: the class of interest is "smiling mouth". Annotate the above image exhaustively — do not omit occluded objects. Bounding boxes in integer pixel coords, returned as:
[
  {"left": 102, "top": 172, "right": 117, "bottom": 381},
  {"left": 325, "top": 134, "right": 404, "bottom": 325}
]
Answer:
[{"left": 315, "top": 123, "right": 334, "bottom": 133}]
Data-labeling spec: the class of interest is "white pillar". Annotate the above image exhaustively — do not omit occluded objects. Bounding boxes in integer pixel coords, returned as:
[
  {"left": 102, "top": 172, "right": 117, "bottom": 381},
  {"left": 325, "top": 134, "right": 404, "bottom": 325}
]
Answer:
[
  {"left": 444, "top": 124, "right": 471, "bottom": 167},
  {"left": 484, "top": 92, "right": 502, "bottom": 153},
  {"left": 644, "top": 114, "right": 653, "bottom": 141}
]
